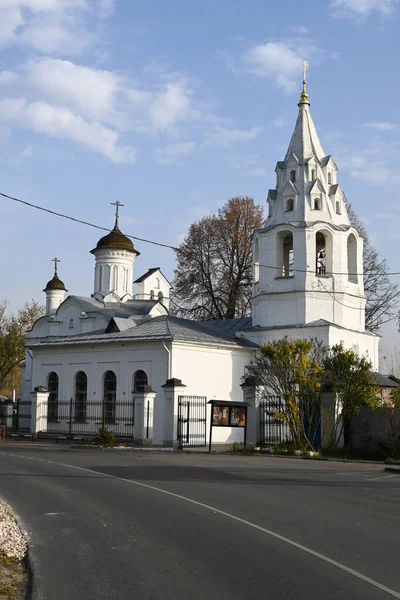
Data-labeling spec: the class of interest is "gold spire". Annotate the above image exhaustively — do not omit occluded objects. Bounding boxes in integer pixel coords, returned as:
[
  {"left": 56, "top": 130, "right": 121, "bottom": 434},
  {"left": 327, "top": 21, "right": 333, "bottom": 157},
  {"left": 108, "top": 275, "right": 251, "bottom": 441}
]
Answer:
[{"left": 298, "top": 60, "right": 310, "bottom": 106}]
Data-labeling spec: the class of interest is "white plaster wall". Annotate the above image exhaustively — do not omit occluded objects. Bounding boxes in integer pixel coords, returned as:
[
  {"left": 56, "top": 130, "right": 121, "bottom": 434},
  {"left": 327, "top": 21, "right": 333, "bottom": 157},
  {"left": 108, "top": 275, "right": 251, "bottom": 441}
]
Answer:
[
  {"left": 241, "top": 323, "right": 379, "bottom": 370},
  {"left": 171, "top": 342, "right": 253, "bottom": 445},
  {"left": 30, "top": 341, "right": 169, "bottom": 439}
]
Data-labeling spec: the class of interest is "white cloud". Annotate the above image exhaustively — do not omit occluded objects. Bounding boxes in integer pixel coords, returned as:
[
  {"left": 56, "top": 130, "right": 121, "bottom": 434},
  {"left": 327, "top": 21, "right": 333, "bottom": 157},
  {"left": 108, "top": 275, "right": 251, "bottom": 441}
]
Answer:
[
  {"left": 0, "top": 71, "right": 20, "bottom": 85},
  {"left": 24, "top": 58, "right": 120, "bottom": 122},
  {"left": 148, "top": 83, "right": 192, "bottom": 130},
  {"left": 0, "top": 97, "right": 136, "bottom": 163},
  {"left": 364, "top": 122, "right": 397, "bottom": 131},
  {"left": 288, "top": 25, "right": 310, "bottom": 35},
  {"left": 0, "top": 0, "right": 114, "bottom": 54},
  {"left": 154, "top": 141, "right": 196, "bottom": 166},
  {"left": 8, "top": 144, "right": 33, "bottom": 164},
  {"left": 271, "top": 118, "right": 287, "bottom": 128},
  {"left": 205, "top": 126, "right": 262, "bottom": 147},
  {"left": 248, "top": 168, "right": 267, "bottom": 177},
  {"left": 243, "top": 42, "right": 303, "bottom": 92},
  {"left": 21, "top": 145, "right": 32, "bottom": 158},
  {"left": 330, "top": 0, "right": 398, "bottom": 19}
]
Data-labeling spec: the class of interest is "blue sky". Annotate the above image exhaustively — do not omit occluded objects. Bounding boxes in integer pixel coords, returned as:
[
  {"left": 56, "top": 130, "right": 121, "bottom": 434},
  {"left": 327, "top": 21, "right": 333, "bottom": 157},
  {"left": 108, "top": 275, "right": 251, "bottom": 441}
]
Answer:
[{"left": 1, "top": 0, "right": 400, "bottom": 365}]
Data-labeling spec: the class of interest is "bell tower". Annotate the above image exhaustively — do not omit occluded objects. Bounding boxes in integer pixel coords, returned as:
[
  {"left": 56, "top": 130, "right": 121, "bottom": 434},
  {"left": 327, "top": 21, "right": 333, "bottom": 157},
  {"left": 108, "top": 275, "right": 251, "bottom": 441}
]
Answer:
[{"left": 252, "top": 64, "right": 366, "bottom": 332}]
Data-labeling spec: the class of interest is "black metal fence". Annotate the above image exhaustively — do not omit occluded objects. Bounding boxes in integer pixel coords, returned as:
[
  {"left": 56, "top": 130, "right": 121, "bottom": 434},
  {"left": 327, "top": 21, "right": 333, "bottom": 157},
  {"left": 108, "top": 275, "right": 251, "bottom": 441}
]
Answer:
[
  {"left": 42, "top": 398, "right": 136, "bottom": 438},
  {"left": 260, "top": 396, "right": 292, "bottom": 445},
  {"left": 350, "top": 407, "right": 400, "bottom": 452},
  {"left": 177, "top": 395, "right": 207, "bottom": 449}
]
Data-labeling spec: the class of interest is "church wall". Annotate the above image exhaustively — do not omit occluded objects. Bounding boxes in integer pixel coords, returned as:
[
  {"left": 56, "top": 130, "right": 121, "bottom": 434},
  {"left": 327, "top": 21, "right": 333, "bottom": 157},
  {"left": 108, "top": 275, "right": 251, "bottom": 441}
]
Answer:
[
  {"left": 30, "top": 341, "right": 169, "bottom": 437},
  {"left": 172, "top": 343, "right": 253, "bottom": 445}
]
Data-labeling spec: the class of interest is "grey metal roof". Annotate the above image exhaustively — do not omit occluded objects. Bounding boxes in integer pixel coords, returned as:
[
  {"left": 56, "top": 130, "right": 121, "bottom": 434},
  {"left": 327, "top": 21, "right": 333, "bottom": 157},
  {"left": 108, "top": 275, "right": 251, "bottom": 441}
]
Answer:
[
  {"left": 320, "top": 155, "right": 331, "bottom": 167},
  {"left": 69, "top": 296, "right": 159, "bottom": 317},
  {"left": 133, "top": 267, "right": 160, "bottom": 283},
  {"left": 28, "top": 315, "right": 257, "bottom": 349},
  {"left": 373, "top": 373, "right": 400, "bottom": 388},
  {"left": 241, "top": 318, "right": 379, "bottom": 337},
  {"left": 197, "top": 317, "right": 252, "bottom": 336},
  {"left": 329, "top": 184, "right": 339, "bottom": 195}
]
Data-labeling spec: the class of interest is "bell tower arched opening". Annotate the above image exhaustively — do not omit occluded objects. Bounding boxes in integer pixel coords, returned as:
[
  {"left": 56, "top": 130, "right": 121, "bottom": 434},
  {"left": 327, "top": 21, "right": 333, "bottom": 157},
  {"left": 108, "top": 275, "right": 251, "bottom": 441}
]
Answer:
[
  {"left": 315, "top": 230, "right": 333, "bottom": 276},
  {"left": 347, "top": 234, "right": 358, "bottom": 283},
  {"left": 276, "top": 231, "right": 294, "bottom": 278}
]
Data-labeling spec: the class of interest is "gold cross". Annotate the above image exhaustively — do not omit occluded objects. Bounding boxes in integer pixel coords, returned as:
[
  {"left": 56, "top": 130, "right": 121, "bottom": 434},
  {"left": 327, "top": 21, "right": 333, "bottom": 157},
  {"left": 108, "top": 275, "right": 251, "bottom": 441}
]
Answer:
[
  {"left": 303, "top": 60, "right": 309, "bottom": 82},
  {"left": 51, "top": 257, "right": 60, "bottom": 275},
  {"left": 111, "top": 200, "right": 124, "bottom": 225}
]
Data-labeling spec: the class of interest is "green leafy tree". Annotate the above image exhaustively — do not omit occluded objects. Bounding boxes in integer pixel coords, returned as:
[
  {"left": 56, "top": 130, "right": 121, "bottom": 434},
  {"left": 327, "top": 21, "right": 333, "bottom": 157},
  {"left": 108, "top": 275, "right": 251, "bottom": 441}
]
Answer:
[
  {"left": 172, "top": 197, "right": 264, "bottom": 320},
  {"left": 323, "top": 343, "right": 379, "bottom": 450},
  {"left": 245, "top": 338, "right": 325, "bottom": 450},
  {"left": 0, "top": 300, "right": 45, "bottom": 395}
]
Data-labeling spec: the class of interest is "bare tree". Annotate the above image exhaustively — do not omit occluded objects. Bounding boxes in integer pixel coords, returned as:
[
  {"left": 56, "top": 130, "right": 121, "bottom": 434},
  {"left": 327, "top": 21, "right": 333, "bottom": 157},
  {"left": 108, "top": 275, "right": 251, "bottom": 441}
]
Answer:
[
  {"left": 347, "top": 203, "right": 399, "bottom": 332},
  {"left": 171, "top": 197, "right": 264, "bottom": 320}
]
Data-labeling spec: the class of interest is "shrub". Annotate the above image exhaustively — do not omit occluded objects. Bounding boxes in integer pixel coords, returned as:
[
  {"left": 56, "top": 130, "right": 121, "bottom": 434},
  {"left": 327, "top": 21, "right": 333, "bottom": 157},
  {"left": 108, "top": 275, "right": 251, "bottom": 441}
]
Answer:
[{"left": 92, "top": 427, "right": 117, "bottom": 447}]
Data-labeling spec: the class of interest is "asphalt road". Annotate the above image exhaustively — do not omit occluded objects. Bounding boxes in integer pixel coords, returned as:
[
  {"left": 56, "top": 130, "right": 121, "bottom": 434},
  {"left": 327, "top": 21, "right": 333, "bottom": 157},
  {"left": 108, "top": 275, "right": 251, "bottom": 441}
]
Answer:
[{"left": 0, "top": 444, "right": 399, "bottom": 600}]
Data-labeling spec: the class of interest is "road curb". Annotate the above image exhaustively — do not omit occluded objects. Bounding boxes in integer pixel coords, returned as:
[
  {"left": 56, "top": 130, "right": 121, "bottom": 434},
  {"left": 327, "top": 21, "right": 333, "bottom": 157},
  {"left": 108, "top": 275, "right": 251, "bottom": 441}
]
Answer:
[{"left": 384, "top": 467, "right": 400, "bottom": 474}]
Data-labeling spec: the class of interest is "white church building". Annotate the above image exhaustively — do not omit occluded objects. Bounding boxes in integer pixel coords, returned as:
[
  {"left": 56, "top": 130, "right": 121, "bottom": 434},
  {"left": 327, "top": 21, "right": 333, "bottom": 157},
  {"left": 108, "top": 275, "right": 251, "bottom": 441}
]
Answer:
[{"left": 21, "top": 73, "right": 379, "bottom": 448}]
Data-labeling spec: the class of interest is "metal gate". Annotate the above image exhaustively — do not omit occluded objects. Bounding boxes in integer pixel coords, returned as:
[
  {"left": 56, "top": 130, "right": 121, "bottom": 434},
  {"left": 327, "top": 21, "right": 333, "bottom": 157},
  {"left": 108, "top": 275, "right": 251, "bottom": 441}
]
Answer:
[
  {"left": 260, "top": 396, "right": 292, "bottom": 445},
  {"left": 177, "top": 396, "right": 207, "bottom": 449}
]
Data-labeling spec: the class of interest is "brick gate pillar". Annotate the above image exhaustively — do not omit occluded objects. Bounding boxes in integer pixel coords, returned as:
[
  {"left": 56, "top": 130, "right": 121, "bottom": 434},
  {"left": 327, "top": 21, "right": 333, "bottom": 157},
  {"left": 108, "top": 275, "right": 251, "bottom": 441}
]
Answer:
[
  {"left": 240, "top": 377, "right": 260, "bottom": 446},
  {"left": 160, "top": 378, "right": 186, "bottom": 448},
  {"left": 133, "top": 387, "right": 157, "bottom": 445},
  {"left": 30, "top": 386, "right": 49, "bottom": 438}
]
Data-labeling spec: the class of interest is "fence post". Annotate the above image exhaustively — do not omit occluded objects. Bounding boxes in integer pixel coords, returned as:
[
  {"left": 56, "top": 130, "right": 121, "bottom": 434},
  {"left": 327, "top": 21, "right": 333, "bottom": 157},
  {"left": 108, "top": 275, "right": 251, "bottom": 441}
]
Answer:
[
  {"left": 69, "top": 397, "right": 73, "bottom": 439},
  {"left": 160, "top": 378, "right": 187, "bottom": 448},
  {"left": 240, "top": 377, "right": 259, "bottom": 445}
]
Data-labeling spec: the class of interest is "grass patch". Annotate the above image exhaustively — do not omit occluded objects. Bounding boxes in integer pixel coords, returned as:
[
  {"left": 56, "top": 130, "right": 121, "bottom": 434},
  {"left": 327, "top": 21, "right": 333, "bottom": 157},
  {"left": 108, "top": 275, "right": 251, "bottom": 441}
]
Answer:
[{"left": 0, "top": 552, "right": 25, "bottom": 600}]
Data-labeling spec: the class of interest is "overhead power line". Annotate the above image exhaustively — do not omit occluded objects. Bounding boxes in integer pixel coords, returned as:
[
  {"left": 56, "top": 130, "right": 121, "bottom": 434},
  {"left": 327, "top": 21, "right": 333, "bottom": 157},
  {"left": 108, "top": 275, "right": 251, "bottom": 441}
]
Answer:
[
  {"left": 255, "top": 261, "right": 400, "bottom": 278},
  {"left": 0, "top": 191, "right": 178, "bottom": 251},
  {"left": 2, "top": 190, "right": 400, "bottom": 277}
]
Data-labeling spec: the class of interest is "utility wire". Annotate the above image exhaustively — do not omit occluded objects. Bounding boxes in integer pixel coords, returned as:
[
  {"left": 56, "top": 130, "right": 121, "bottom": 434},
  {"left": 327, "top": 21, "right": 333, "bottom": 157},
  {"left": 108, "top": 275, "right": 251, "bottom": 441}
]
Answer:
[
  {"left": 255, "top": 261, "right": 400, "bottom": 277},
  {"left": 0, "top": 191, "right": 178, "bottom": 251},
  {"left": 3, "top": 190, "right": 400, "bottom": 277}
]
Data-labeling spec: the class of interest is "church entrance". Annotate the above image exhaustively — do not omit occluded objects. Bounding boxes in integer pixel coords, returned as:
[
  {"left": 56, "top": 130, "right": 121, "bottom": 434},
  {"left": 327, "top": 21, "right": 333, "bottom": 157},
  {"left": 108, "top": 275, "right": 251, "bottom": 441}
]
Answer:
[{"left": 177, "top": 396, "right": 207, "bottom": 449}]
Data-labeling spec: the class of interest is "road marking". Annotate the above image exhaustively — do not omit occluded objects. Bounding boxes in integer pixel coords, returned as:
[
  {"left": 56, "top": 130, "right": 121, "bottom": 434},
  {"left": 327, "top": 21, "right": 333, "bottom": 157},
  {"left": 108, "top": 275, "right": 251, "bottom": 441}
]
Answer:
[
  {"left": 366, "top": 474, "right": 400, "bottom": 481},
  {"left": 5, "top": 452, "right": 400, "bottom": 599}
]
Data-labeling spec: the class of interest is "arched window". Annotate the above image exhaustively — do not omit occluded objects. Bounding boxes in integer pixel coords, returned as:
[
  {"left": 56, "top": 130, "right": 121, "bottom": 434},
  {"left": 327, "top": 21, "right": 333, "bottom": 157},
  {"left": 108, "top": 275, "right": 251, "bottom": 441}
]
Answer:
[
  {"left": 69, "top": 318, "right": 74, "bottom": 328},
  {"left": 158, "top": 291, "right": 164, "bottom": 303},
  {"left": 99, "top": 265, "right": 103, "bottom": 290},
  {"left": 75, "top": 371, "right": 87, "bottom": 422},
  {"left": 315, "top": 230, "right": 333, "bottom": 276},
  {"left": 290, "top": 170, "right": 296, "bottom": 182},
  {"left": 254, "top": 237, "right": 260, "bottom": 283},
  {"left": 103, "top": 371, "right": 116, "bottom": 424},
  {"left": 285, "top": 198, "right": 294, "bottom": 212},
  {"left": 276, "top": 231, "right": 294, "bottom": 277},
  {"left": 311, "top": 168, "right": 316, "bottom": 180},
  {"left": 104, "top": 264, "right": 111, "bottom": 290},
  {"left": 328, "top": 172, "right": 332, "bottom": 185},
  {"left": 314, "top": 197, "right": 322, "bottom": 210},
  {"left": 47, "top": 372, "right": 59, "bottom": 422},
  {"left": 150, "top": 290, "right": 154, "bottom": 300},
  {"left": 316, "top": 232, "right": 326, "bottom": 275},
  {"left": 335, "top": 201, "right": 341, "bottom": 215},
  {"left": 134, "top": 370, "right": 148, "bottom": 392},
  {"left": 347, "top": 234, "right": 358, "bottom": 283}
]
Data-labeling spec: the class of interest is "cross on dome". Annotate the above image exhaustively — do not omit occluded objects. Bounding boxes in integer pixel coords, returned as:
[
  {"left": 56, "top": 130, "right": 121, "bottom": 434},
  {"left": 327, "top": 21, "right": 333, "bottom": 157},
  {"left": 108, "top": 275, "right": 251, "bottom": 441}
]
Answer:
[
  {"left": 111, "top": 200, "right": 124, "bottom": 228},
  {"left": 51, "top": 256, "right": 60, "bottom": 275}
]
